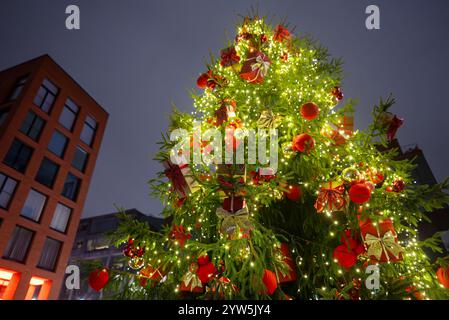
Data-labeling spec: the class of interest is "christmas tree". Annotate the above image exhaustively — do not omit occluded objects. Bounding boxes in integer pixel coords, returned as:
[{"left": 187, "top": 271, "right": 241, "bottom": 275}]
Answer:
[{"left": 92, "top": 15, "right": 449, "bottom": 300}]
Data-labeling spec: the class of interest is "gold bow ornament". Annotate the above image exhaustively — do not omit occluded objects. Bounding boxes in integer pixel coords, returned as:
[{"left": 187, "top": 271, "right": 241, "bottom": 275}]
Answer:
[
  {"left": 179, "top": 263, "right": 203, "bottom": 293},
  {"left": 257, "top": 109, "right": 282, "bottom": 129},
  {"left": 364, "top": 230, "right": 403, "bottom": 263},
  {"left": 216, "top": 205, "right": 253, "bottom": 239}
]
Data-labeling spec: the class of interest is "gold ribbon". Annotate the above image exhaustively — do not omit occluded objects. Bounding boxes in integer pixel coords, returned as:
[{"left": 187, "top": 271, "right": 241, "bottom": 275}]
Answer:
[
  {"left": 182, "top": 271, "right": 203, "bottom": 290},
  {"left": 257, "top": 110, "right": 282, "bottom": 129},
  {"left": 364, "top": 230, "right": 403, "bottom": 262},
  {"left": 216, "top": 206, "right": 252, "bottom": 235}
]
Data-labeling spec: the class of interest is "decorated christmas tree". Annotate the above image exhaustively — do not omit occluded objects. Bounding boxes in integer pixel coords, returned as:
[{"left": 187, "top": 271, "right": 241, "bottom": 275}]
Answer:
[{"left": 90, "top": 15, "right": 449, "bottom": 300}]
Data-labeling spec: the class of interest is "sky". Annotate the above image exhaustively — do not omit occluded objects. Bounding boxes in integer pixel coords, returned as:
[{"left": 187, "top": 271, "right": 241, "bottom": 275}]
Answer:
[{"left": 0, "top": 0, "right": 448, "bottom": 218}]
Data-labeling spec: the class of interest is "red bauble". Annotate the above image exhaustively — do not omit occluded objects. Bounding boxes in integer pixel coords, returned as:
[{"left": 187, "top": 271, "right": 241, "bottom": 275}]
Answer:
[
  {"left": 292, "top": 134, "right": 315, "bottom": 153},
  {"left": 331, "top": 86, "right": 344, "bottom": 101},
  {"left": 392, "top": 179, "right": 406, "bottom": 192},
  {"left": 437, "top": 267, "right": 449, "bottom": 289},
  {"left": 300, "top": 102, "right": 319, "bottom": 121},
  {"left": 196, "top": 72, "right": 209, "bottom": 89},
  {"left": 349, "top": 183, "right": 372, "bottom": 204},
  {"left": 333, "top": 245, "right": 357, "bottom": 269},
  {"left": 88, "top": 268, "right": 109, "bottom": 292},
  {"left": 262, "top": 269, "right": 278, "bottom": 295},
  {"left": 197, "top": 255, "right": 210, "bottom": 266},
  {"left": 197, "top": 262, "right": 216, "bottom": 284},
  {"left": 284, "top": 185, "right": 302, "bottom": 201}
]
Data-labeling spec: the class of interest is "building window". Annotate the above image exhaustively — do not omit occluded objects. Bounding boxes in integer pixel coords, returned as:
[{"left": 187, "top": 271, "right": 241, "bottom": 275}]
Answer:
[
  {"left": 80, "top": 116, "right": 97, "bottom": 147},
  {"left": 0, "top": 173, "right": 18, "bottom": 209},
  {"left": 19, "top": 110, "right": 45, "bottom": 141},
  {"left": 8, "top": 76, "right": 28, "bottom": 101},
  {"left": 35, "top": 158, "right": 59, "bottom": 189},
  {"left": 48, "top": 131, "right": 68, "bottom": 158},
  {"left": 86, "top": 237, "right": 109, "bottom": 252},
  {"left": 50, "top": 203, "right": 72, "bottom": 233},
  {"left": 33, "top": 78, "right": 58, "bottom": 113},
  {"left": 3, "top": 139, "right": 34, "bottom": 173},
  {"left": 3, "top": 226, "right": 34, "bottom": 262},
  {"left": 0, "top": 108, "right": 10, "bottom": 127},
  {"left": 72, "top": 146, "right": 89, "bottom": 173},
  {"left": 61, "top": 173, "right": 81, "bottom": 201},
  {"left": 59, "top": 98, "right": 79, "bottom": 131},
  {"left": 21, "top": 189, "right": 47, "bottom": 222},
  {"left": 37, "top": 237, "right": 62, "bottom": 271}
]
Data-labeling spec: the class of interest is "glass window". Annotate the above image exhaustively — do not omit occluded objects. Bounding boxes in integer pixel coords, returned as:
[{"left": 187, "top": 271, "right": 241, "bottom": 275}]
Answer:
[
  {"left": 8, "top": 76, "right": 28, "bottom": 101},
  {"left": 61, "top": 173, "right": 81, "bottom": 201},
  {"left": 0, "top": 108, "right": 10, "bottom": 127},
  {"left": 3, "top": 226, "right": 34, "bottom": 262},
  {"left": 72, "top": 146, "right": 88, "bottom": 172},
  {"left": 33, "top": 78, "right": 58, "bottom": 113},
  {"left": 59, "top": 98, "right": 79, "bottom": 131},
  {"left": 48, "top": 131, "right": 68, "bottom": 158},
  {"left": 3, "top": 139, "right": 34, "bottom": 173},
  {"left": 0, "top": 173, "right": 18, "bottom": 209},
  {"left": 19, "top": 111, "right": 45, "bottom": 141},
  {"left": 37, "top": 237, "right": 62, "bottom": 271},
  {"left": 80, "top": 116, "right": 97, "bottom": 147},
  {"left": 21, "top": 189, "right": 46, "bottom": 222},
  {"left": 86, "top": 237, "right": 109, "bottom": 252},
  {"left": 35, "top": 158, "right": 59, "bottom": 188},
  {"left": 50, "top": 203, "right": 72, "bottom": 233}
]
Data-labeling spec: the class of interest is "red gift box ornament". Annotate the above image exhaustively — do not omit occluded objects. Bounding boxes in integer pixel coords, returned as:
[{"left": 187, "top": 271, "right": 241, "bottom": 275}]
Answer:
[
  {"left": 277, "top": 243, "right": 297, "bottom": 283},
  {"left": 360, "top": 219, "right": 404, "bottom": 263},
  {"left": 163, "top": 160, "right": 199, "bottom": 198},
  {"left": 314, "top": 181, "right": 346, "bottom": 213},
  {"left": 220, "top": 46, "right": 240, "bottom": 67},
  {"left": 180, "top": 263, "right": 204, "bottom": 293},
  {"left": 240, "top": 51, "right": 271, "bottom": 84},
  {"left": 215, "top": 99, "right": 237, "bottom": 126},
  {"left": 273, "top": 25, "right": 291, "bottom": 42},
  {"left": 170, "top": 224, "right": 192, "bottom": 247},
  {"left": 387, "top": 115, "right": 404, "bottom": 141}
]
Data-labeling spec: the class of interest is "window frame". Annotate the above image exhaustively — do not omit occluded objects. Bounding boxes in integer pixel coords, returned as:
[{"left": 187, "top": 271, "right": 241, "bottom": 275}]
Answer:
[
  {"left": 3, "top": 139, "right": 34, "bottom": 173},
  {"left": 2, "top": 225, "right": 35, "bottom": 263},
  {"left": 20, "top": 188, "right": 47, "bottom": 223},
  {"left": 47, "top": 130, "right": 68, "bottom": 158},
  {"left": 33, "top": 78, "right": 58, "bottom": 113},
  {"left": 0, "top": 172, "right": 18, "bottom": 210},
  {"left": 72, "top": 146, "right": 89, "bottom": 173},
  {"left": 36, "top": 237, "right": 63, "bottom": 272},
  {"left": 49, "top": 203, "right": 72, "bottom": 234},
  {"left": 19, "top": 110, "right": 46, "bottom": 142},
  {"left": 35, "top": 157, "right": 60, "bottom": 189},
  {"left": 61, "top": 172, "right": 81, "bottom": 202},
  {"left": 80, "top": 115, "right": 97, "bottom": 147},
  {"left": 59, "top": 98, "right": 79, "bottom": 131},
  {"left": 7, "top": 76, "right": 28, "bottom": 102}
]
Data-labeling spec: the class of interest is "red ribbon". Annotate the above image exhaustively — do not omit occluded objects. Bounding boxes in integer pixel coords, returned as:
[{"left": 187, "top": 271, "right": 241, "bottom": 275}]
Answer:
[
  {"left": 314, "top": 182, "right": 346, "bottom": 213},
  {"left": 164, "top": 162, "right": 189, "bottom": 196},
  {"left": 220, "top": 47, "right": 240, "bottom": 67}
]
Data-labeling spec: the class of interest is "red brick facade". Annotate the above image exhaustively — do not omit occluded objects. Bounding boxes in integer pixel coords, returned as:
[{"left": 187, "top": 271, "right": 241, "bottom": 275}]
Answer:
[{"left": 0, "top": 55, "right": 108, "bottom": 299}]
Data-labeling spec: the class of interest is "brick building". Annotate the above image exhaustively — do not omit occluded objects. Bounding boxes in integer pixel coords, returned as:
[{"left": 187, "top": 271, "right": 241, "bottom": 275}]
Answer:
[{"left": 0, "top": 55, "right": 108, "bottom": 299}]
